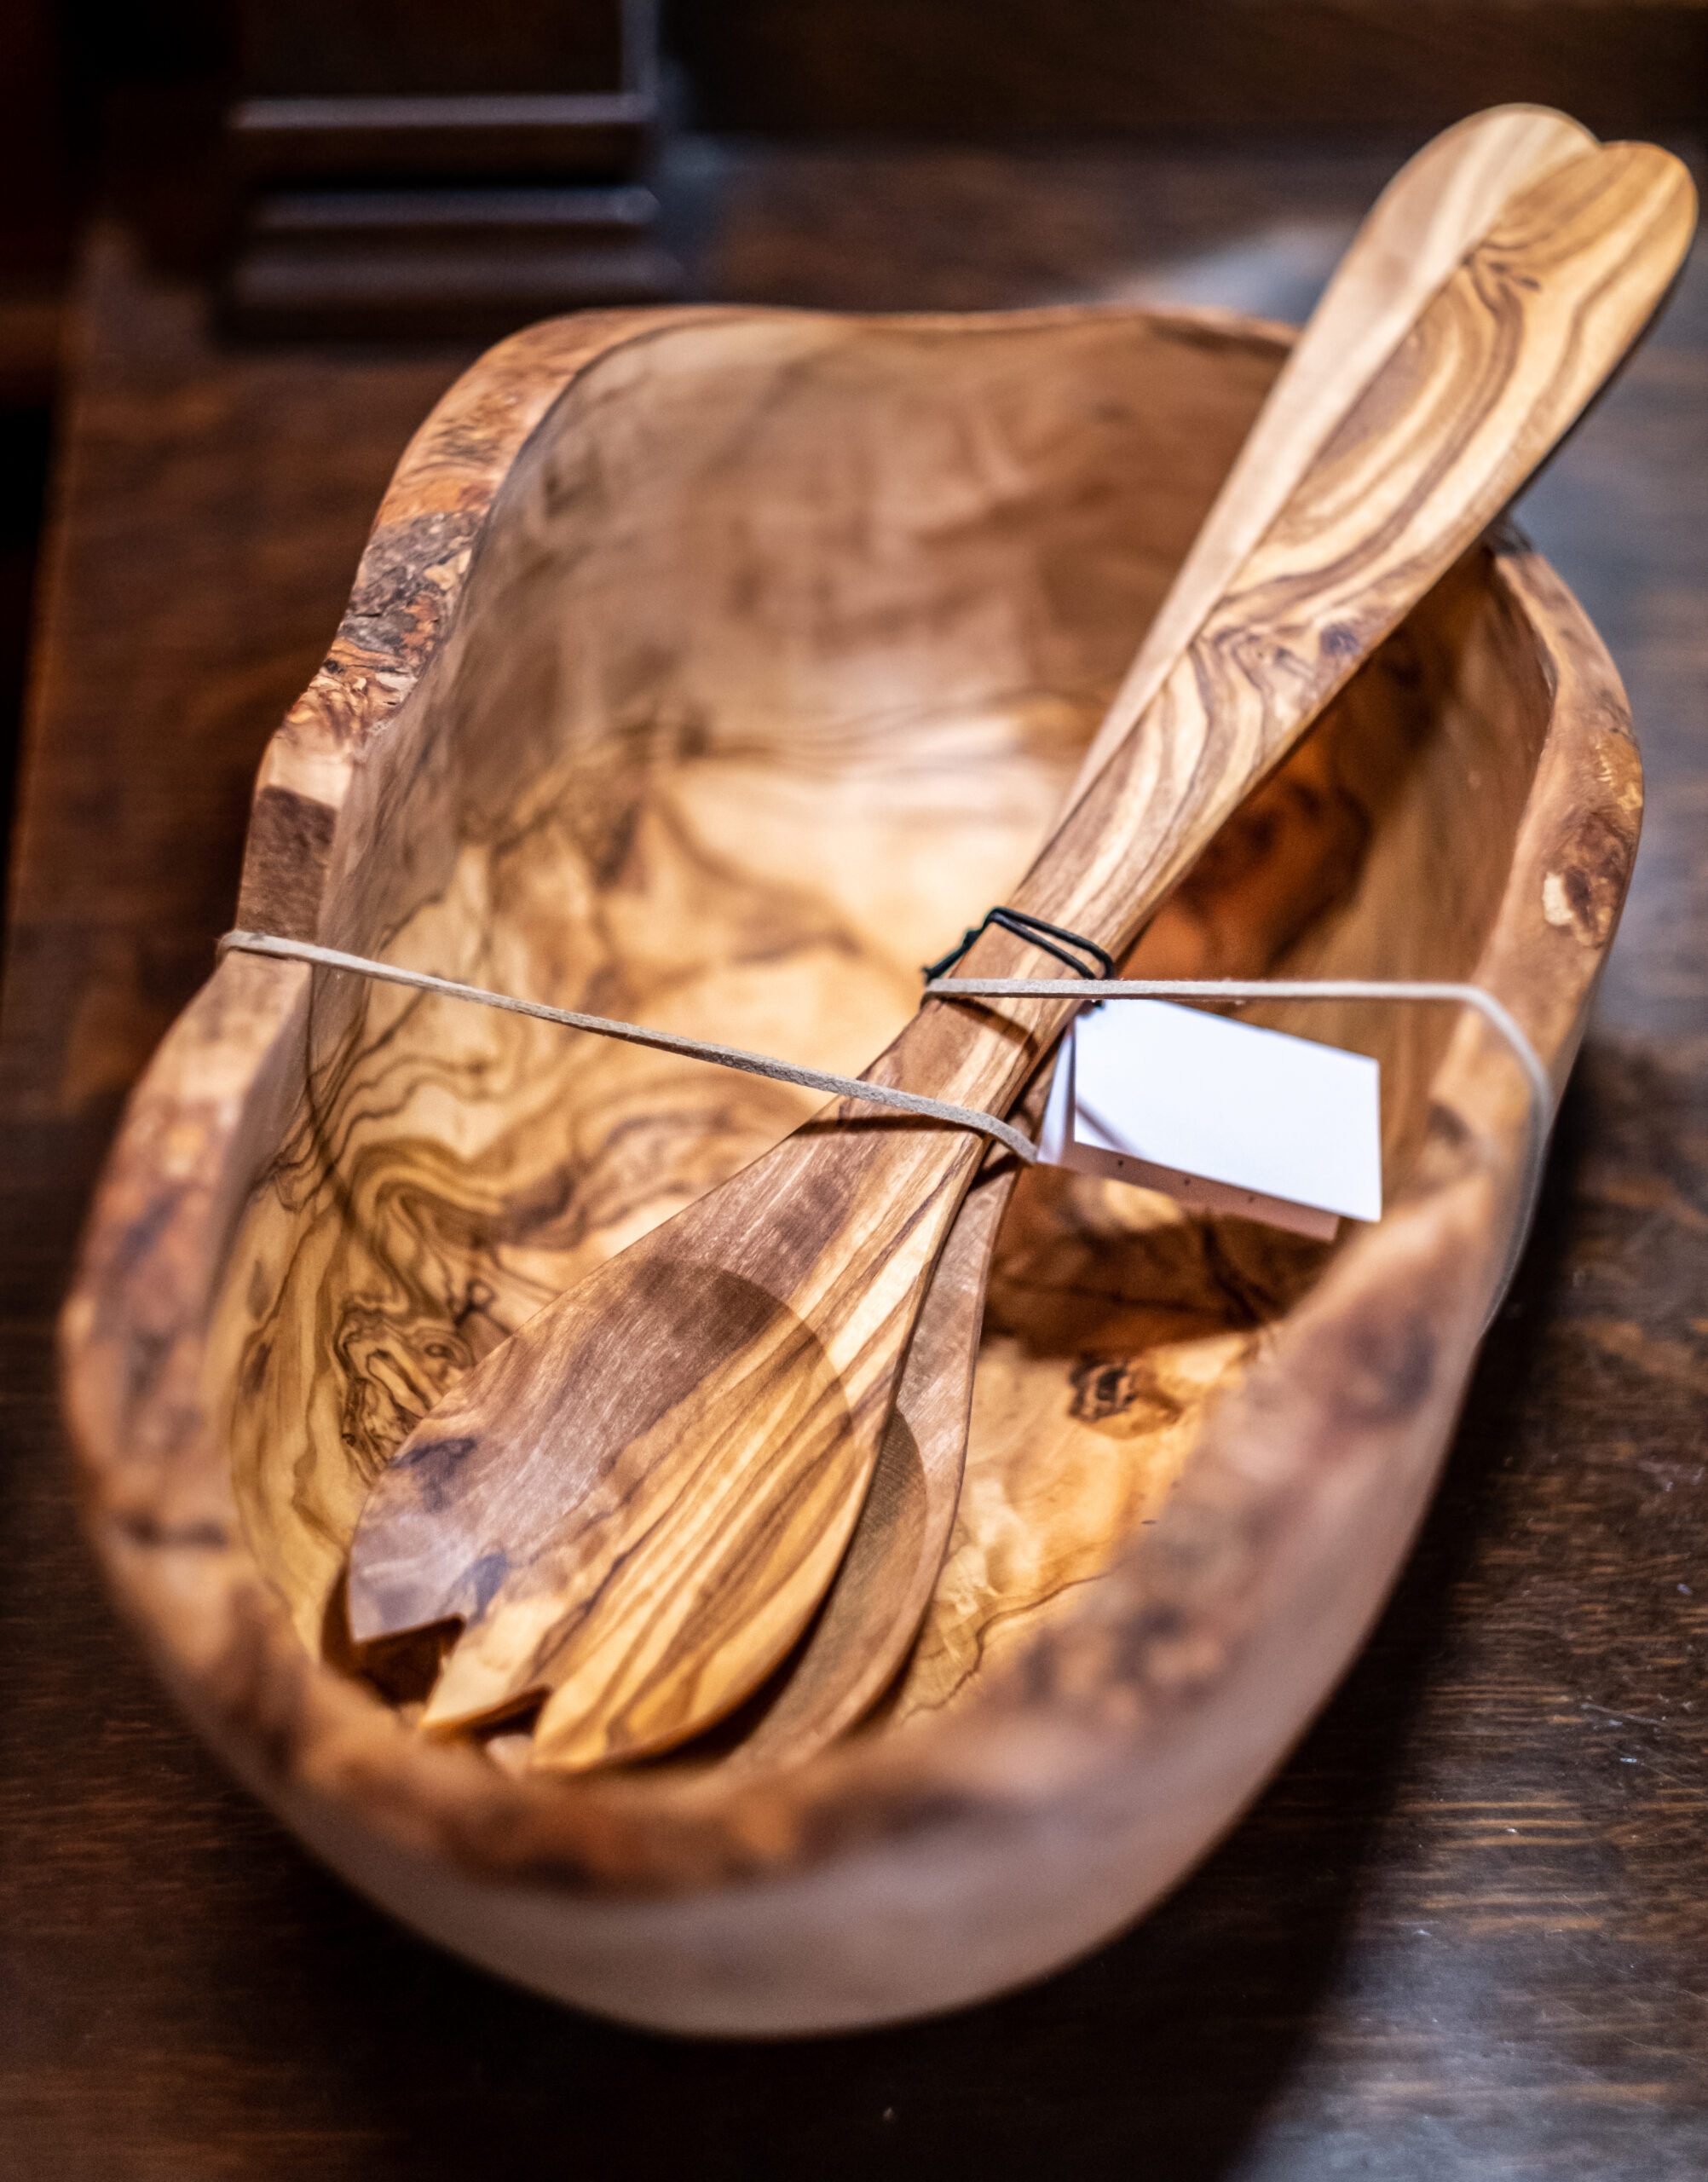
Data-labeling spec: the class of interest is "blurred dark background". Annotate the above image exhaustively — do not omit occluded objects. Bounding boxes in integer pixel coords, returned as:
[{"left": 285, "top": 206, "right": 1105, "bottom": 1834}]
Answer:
[{"left": 2, "top": 1, "right": 1705, "bottom": 909}]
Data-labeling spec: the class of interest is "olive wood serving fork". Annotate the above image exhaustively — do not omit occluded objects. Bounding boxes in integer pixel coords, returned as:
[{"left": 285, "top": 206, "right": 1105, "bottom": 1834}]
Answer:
[{"left": 723, "top": 102, "right": 1598, "bottom": 1774}]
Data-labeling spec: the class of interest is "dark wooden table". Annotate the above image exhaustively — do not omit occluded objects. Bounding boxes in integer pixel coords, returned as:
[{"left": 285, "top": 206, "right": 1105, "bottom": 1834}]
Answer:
[{"left": 3, "top": 143, "right": 1705, "bottom": 2180}]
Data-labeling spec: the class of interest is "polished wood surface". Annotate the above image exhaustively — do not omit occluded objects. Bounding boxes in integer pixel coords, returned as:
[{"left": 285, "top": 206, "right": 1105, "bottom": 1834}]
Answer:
[
  {"left": 1076, "top": 102, "right": 1595, "bottom": 787},
  {"left": 6, "top": 132, "right": 1708, "bottom": 2164}
]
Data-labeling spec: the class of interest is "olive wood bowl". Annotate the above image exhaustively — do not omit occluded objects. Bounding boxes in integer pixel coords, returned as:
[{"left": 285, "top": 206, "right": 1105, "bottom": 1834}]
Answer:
[{"left": 61, "top": 302, "right": 1639, "bottom": 2035}]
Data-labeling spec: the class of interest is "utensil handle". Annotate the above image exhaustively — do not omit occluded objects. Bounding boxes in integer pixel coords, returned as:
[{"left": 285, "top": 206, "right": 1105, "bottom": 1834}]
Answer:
[
  {"left": 1070, "top": 103, "right": 1595, "bottom": 797},
  {"left": 877, "top": 141, "right": 1692, "bottom": 1121}
]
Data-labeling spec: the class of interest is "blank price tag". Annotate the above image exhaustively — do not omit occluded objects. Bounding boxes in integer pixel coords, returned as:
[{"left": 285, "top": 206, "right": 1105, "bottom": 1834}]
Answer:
[{"left": 1037, "top": 1000, "right": 1382, "bottom": 1242}]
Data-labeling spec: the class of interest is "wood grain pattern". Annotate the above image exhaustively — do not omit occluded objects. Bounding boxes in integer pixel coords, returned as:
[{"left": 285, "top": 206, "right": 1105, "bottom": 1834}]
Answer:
[
  {"left": 1071, "top": 101, "right": 1594, "bottom": 790},
  {"left": 343, "top": 140, "right": 1693, "bottom": 1769},
  {"left": 212, "top": 306, "right": 1198, "bottom": 1668},
  {"left": 254, "top": 302, "right": 1283, "bottom": 1729},
  {"left": 725, "top": 1077, "right": 1039, "bottom": 1772},
  {"left": 747, "top": 104, "right": 1601, "bottom": 1769}
]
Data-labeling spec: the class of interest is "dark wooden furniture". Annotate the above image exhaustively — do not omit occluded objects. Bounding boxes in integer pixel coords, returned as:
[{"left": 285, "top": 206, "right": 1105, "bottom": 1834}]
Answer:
[
  {"left": 3, "top": 136, "right": 1705, "bottom": 2171},
  {"left": 227, "top": 0, "right": 678, "bottom": 336}
]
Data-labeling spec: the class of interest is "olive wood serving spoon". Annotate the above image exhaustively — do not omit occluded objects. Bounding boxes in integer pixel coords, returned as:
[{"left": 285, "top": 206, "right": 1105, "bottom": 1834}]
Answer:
[
  {"left": 719, "top": 101, "right": 1597, "bottom": 1775},
  {"left": 348, "top": 139, "right": 1694, "bottom": 1772}
]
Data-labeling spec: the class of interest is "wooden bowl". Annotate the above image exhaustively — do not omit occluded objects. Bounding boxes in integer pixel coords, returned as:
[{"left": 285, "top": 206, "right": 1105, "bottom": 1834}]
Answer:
[{"left": 61, "top": 302, "right": 1639, "bottom": 2035}]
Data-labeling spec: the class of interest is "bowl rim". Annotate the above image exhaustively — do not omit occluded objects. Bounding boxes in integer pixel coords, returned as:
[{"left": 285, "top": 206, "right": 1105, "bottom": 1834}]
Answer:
[{"left": 58, "top": 300, "right": 1642, "bottom": 1909}]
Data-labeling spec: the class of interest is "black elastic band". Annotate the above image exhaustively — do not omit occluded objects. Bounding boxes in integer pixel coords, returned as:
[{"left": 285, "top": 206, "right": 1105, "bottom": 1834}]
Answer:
[{"left": 922, "top": 907, "right": 1115, "bottom": 984}]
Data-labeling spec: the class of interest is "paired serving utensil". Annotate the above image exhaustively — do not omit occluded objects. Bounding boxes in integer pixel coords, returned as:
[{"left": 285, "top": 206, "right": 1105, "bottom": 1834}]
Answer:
[
  {"left": 728, "top": 101, "right": 1600, "bottom": 1773},
  {"left": 346, "top": 130, "right": 1694, "bottom": 1771}
]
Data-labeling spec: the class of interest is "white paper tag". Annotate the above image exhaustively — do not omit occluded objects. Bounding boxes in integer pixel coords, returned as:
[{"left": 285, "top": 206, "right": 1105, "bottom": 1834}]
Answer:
[{"left": 1037, "top": 1000, "right": 1382, "bottom": 1242}]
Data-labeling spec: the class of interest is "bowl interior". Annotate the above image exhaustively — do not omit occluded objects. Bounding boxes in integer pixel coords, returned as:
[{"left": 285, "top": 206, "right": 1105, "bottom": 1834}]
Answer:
[{"left": 203, "top": 309, "right": 1552, "bottom": 1756}]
